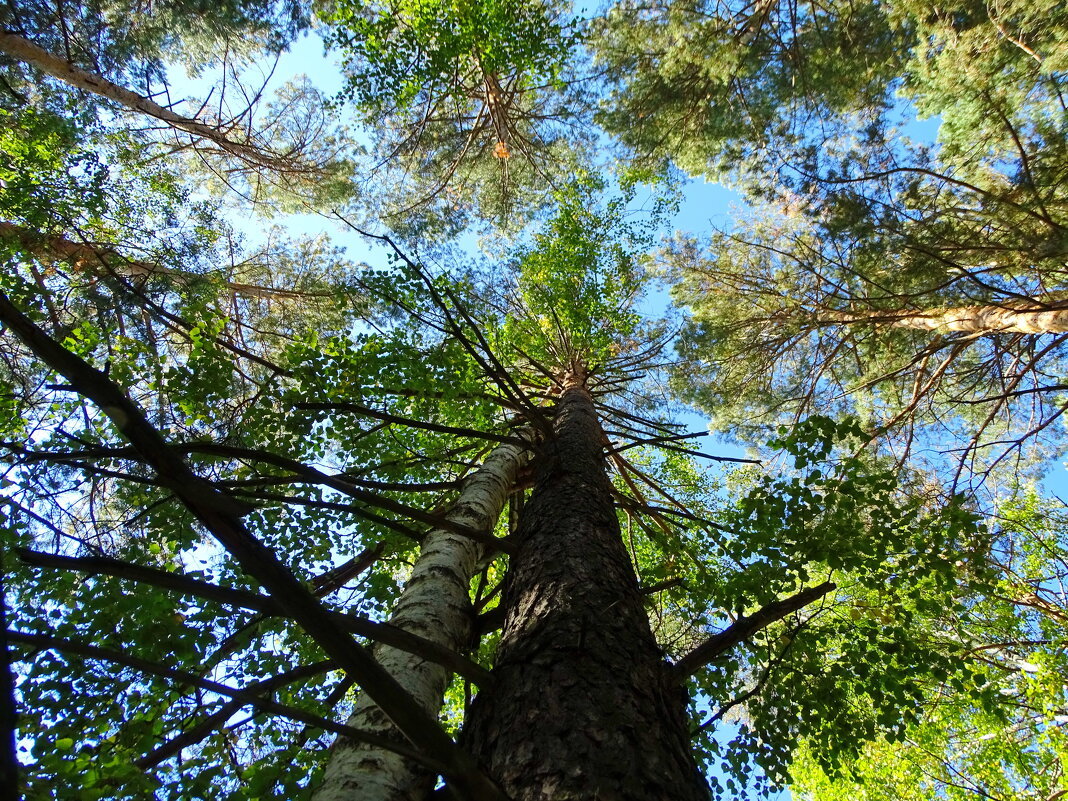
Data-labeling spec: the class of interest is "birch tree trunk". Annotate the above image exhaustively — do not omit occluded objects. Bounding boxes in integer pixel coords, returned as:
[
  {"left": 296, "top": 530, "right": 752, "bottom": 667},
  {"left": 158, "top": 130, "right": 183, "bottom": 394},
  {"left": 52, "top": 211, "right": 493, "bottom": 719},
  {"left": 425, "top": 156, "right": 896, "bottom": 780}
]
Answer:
[
  {"left": 461, "top": 365, "right": 708, "bottom": 801},
  {"left": 831, "top": 299, "right": 1068, "bottom": 334},
  {"left": 312, "top": 435, "right": 531, "bottom": 801}
]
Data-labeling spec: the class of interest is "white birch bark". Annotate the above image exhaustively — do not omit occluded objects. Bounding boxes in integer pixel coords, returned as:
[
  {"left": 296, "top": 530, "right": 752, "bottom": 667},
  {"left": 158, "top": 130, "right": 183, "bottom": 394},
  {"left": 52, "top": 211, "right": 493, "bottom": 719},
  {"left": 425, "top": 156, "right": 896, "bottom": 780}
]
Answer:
[
  {"left": 312, "top": 434, "right": 531, "bottom": 801},
  {"left": 831, "top": 299, "right": 1068, "bottom": 335}
]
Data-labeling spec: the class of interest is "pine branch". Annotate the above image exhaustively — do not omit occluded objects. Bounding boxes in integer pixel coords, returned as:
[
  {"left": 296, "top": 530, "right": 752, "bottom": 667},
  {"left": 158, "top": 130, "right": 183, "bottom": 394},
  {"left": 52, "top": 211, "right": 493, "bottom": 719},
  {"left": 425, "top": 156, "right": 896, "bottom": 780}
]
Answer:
[
  {"left": 597, "top": 401, "right": 687, "bottom": 436},
  {"left": 229, "top": 490, "right": 430, "bottom": 543},
  {"left": 14, "top": 436, "right": 509, "bottom": 552},
  {"left": 6, "top": 441, "right": 448, "bottom": 545},
  {"left": 605, "top": 430, "right": 710, "bottom": 456}
]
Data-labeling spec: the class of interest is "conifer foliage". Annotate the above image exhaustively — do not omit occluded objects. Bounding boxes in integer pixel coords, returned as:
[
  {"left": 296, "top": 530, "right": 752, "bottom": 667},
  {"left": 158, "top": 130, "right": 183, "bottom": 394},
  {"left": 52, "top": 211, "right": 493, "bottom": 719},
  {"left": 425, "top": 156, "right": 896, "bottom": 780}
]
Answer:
[{"left": 1, "top": 2, "right": 1066, "bottom": 801}]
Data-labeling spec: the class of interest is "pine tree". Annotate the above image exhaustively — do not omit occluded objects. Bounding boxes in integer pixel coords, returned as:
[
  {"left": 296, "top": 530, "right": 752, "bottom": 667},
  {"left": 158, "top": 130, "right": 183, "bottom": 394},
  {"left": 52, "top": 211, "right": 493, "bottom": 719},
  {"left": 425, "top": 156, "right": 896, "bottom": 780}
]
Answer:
[{"left": 1, "top": 3, "right": 1057, "bottom": 800}]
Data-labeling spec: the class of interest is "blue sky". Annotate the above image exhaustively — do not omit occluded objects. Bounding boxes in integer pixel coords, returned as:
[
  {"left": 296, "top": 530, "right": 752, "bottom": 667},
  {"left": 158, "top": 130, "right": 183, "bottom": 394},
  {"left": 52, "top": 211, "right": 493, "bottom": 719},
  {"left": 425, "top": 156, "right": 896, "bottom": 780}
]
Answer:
[
  {"left": 153, "top": 23, "right": 1068, "bottom": 801},
  {"left": 174, "top": 24, "right": 1068, "bottom": 483}
]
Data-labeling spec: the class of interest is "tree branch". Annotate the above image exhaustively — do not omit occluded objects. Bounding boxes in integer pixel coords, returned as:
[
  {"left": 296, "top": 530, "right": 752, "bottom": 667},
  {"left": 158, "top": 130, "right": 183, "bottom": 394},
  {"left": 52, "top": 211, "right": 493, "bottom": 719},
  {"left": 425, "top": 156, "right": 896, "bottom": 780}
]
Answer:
[
  {"left": 7, "top": 631, "right": 441, "bottom": 771},
  {"left": 16, "top": 548, "right": 492, "bottom": 686},
  {"left": 9, "top": 436, "right": 508, "bottom": 551},
  {"left": 0, "top": 34, "right": 291, "bottom": 172},
  {"left": 182, "top": 443, "right": 510, "bottom": 553},
  {"left": 297, "top": 400, "right": 525, "bottom": 447},
  {"left": 0, "top": 291, "right": 505, "bottom": 801},
  {"left": 673, "top": 582, "right": 836, "bottom": 679},
  {"left": 0, "top": 221, "right": 334, "bottom": 301},
  {"left": 136, "top": 661, "right": 333, "bottom": 768}
]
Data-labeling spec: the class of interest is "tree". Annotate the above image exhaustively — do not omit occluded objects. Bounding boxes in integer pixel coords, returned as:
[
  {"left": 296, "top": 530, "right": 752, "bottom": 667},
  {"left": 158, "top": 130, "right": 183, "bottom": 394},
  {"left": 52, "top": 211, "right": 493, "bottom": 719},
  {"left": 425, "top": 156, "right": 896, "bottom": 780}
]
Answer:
[
  {"left": 1, "top": 2, "right": 1059, "bottom": 800},
  {"left": 0, "top": 0, "right": 313, "bottom": 68},
  {"left": 607, "top": 0, "right": 1068, "bottom": 794},
  {"left": 323, "top": 0, "right": 592, "bottom": 233},
  {"left": 598, "top": 0, "right": 1068, "bottom": 486},
  {"left": 2, "top": 162, "right": 997, "bottom": 800},
  {"left": 459, "top": 359, "right": 709, "bottom": 801},
  {"left": 665, "top": 193, "right": 1068, "bottom": 489},
  {"left": 313, "top": 436, "right": 532, "bottom": 801}
]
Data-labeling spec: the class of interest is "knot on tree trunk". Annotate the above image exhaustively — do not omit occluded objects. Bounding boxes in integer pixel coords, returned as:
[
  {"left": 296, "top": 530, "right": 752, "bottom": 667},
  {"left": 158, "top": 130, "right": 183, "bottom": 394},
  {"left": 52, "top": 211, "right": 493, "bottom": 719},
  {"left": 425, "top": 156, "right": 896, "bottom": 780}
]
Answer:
[{"left": 561, "top": 359, "right": 589, "bottom": 392}]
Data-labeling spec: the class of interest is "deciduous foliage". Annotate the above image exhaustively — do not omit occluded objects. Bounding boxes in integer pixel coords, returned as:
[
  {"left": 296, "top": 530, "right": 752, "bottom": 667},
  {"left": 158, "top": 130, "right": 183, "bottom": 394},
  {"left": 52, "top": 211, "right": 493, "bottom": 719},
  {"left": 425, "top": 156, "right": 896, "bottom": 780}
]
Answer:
[
  {"left": 2, "top": 1, "right": 1066, "bottom": 800},
  {"left": 791, "top": 489, "right": 1068, "bottom": 801}
]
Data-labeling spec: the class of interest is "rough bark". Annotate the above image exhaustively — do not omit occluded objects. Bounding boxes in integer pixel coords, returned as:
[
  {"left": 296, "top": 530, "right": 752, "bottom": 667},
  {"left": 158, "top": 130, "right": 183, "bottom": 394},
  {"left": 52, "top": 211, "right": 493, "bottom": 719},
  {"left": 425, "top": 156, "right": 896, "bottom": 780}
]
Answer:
[
  {"left": 313, "top": 436, "right": 532, "bottom": 801},
  {"left": 830, "top": 299, "right": 1068, "bottom": 334},
  {"left": 461, "top": 365, "right": 709, "bottom": 801}
]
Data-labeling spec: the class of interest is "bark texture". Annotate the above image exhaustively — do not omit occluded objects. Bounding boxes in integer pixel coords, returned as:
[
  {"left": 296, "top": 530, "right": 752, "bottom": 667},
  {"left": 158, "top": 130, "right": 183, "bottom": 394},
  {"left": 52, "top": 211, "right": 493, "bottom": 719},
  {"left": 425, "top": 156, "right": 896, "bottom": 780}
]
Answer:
[
  {"left": 831, "top": 299, "right": 1068, "bottom": 334},
  {"left": 313, "top": 437, "right": 531, "bottom": 801},
  {"left": 462, "top": 369, "right": 709, "bottom": 801}
]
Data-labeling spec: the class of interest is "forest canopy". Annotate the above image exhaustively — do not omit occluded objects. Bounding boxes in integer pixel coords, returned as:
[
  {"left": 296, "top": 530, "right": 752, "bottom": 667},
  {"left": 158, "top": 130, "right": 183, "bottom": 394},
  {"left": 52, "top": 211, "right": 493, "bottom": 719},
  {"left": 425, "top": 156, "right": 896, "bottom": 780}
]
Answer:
[{"left": 0, "top": 1, "right": 1066, "bottom": 800}]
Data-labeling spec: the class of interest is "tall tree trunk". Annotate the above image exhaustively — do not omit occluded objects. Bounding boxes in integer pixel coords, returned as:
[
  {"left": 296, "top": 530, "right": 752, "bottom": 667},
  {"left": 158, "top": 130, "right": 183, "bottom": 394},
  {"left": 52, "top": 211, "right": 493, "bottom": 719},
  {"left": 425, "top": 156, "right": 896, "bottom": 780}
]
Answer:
[
  {"left": 313, "top": 436, "right": 531, "bottom": 801},
  {"left": 830, "top": 299, "right": 1068, "bottom": 334},
  {"left": 462, "top": 365, "right": 708, "bottom": 801}
]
